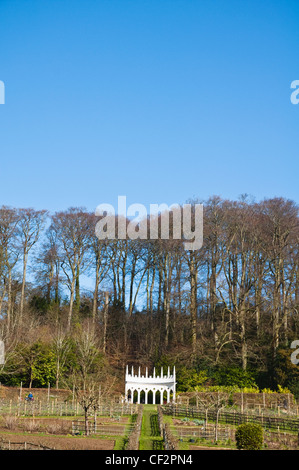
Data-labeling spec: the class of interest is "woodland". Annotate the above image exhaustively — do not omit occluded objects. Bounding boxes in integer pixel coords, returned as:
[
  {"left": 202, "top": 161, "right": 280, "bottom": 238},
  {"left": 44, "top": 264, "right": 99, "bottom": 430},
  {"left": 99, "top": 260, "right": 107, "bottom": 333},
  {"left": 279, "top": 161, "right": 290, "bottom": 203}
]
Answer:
[{"left": 0, "top": 195, "right": 298, "bottom": 396}]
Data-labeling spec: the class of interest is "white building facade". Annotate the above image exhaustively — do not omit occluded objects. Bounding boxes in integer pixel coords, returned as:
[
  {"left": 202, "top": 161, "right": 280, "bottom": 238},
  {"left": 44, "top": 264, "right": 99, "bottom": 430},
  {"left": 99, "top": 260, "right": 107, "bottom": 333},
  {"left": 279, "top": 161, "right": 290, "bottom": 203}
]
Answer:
[{"left": 125, "top": 365, "right": 176, "bottom": 404}]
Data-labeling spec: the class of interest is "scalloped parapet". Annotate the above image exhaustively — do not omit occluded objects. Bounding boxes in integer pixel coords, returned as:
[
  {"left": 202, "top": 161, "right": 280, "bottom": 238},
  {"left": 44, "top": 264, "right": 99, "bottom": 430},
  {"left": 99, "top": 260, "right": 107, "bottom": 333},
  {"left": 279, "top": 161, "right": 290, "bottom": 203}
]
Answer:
[{"left": 125, "top": 365, "right": 176, "bottom": 404}]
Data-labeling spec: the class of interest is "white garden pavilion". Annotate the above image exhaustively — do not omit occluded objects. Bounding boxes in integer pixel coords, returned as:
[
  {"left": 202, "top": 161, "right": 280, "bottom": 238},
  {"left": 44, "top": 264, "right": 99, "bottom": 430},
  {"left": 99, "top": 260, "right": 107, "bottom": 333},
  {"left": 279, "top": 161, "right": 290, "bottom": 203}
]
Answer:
[{"left": 125, "top": 365, "right": 176, "bottom": 404}]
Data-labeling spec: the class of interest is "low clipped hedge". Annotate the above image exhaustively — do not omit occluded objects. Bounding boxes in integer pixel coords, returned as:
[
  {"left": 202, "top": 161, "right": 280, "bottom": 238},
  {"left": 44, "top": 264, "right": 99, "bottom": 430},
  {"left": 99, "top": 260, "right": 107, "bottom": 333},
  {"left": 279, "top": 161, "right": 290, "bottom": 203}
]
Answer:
[{"left": 235, "top": 423, "right": 264, "bottom": 450}]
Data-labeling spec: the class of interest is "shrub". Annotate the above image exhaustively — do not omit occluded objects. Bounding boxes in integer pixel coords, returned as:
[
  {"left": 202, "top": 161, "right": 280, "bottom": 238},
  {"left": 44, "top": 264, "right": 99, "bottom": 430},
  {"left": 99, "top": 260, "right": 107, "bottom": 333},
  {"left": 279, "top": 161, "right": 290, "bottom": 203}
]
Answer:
[
  {"left": 277, "top": 384, "right": 291, "bottom": 394},
  {"left": 288, "top": 379, "right": 299, "bottom": 400},
  {"left": 2, "top": 414, "right": 19, "bottom": 430},
  {"left": 46, "top": 421, "right": 71, "bottom": 435},
  {"left": 235, "top": 423, "right": 263, "bottom": 450},
  {"left": 212, "top": 367, "right": 258, "bottom": 389},
  {"left": 22, "top": 419, "right": 41, "bottom": 433},
  {"left": 176, "top": 366, "right": 208, "bottom": 392},
  {"left": 193, "top": 419, "right": 205, "bottom": 426}
]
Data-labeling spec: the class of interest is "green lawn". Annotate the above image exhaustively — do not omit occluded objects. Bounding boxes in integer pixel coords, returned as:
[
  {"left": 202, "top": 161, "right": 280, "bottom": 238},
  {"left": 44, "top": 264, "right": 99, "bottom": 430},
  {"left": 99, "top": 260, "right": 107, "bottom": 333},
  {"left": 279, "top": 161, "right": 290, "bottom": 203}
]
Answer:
[{"left": 139, "top": 405, "right": 164, "bottom": 450}]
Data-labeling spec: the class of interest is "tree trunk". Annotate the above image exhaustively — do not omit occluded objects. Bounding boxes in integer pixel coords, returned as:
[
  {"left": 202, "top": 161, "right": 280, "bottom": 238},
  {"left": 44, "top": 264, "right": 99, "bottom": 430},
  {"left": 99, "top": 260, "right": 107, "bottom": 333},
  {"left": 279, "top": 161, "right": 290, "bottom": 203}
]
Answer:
[
  {"left": 103, "top": 292, "right": 109, "bottom": 354},
  {"left": 19, "top": 251, "right": 28, "bottom": 323}
]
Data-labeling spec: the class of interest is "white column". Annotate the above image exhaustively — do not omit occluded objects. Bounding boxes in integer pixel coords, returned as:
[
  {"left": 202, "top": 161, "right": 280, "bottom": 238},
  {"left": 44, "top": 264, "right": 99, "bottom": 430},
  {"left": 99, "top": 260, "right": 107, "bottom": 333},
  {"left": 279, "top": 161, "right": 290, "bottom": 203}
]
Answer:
[
  {"left": 145, "top": 390, "right": 148, "bottom": 404},
  {"left": 167, "top": 389, "right": 170, "bottom": 403},
  {"left": 173, "top": 366, "right": 176, "bottom": 402},
  {"left": 153, "top": 390, "right": 156, "bottom": 404},
  {"left": 137, "top": 390, "right": 140, "bottom": 404}
]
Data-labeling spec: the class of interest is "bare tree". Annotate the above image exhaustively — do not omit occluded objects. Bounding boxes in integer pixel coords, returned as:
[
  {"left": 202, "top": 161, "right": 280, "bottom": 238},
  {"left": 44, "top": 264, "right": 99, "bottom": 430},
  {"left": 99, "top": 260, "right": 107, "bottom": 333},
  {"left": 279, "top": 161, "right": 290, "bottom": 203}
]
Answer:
[
  {"left": 51, "top": 328, "right": 70, "bottom": 389},
  {"left": 0, "top": 206, "right": 20, "bottom": 335},
  {"left": 260, "top": 198, "right": 298, "bottom": 356},
  {"left": 51, "top": 208, "right": 92, "bottom": 330},
  {"left": 17, "top": 208, "right": 47, "bottom": 324},
  {"left": 195, "top": 391, "right": 228, "bottom": 441},
  {"left": 73, "top": 377, "right": 100, "bottom": 436}
]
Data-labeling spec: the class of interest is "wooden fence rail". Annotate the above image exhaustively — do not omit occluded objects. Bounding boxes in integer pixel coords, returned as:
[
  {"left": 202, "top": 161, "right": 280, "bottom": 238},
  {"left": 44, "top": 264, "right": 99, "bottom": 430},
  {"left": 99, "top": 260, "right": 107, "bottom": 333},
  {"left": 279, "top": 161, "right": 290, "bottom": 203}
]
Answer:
[
  {"left": 126, "top": 405, "right": 143, "bottom": 450},
  {"left": 162, "top": 405, "right": 299, "bottom": 432},
  {"left": 0, "top": 439, "right": 53, "bottom": 450},
  {"left": 71, "top": 421, "right": 134, "bottom": 436},
  {"left": 157, "top": 406, "right": 178, "bottom": 450},
  {"left": 0, "top": 399, "right": 137, "bottom": 417},
  {"left": 175, "top": 426, "right": 232, "bottom": 442}
]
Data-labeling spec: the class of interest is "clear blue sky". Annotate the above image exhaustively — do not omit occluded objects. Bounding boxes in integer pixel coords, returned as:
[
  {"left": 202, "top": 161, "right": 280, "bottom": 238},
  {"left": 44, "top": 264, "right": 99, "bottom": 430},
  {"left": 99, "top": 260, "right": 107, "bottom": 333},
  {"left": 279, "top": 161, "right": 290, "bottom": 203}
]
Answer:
[{"left": 0, "top": 0, "right": 298, "bottom": 214}]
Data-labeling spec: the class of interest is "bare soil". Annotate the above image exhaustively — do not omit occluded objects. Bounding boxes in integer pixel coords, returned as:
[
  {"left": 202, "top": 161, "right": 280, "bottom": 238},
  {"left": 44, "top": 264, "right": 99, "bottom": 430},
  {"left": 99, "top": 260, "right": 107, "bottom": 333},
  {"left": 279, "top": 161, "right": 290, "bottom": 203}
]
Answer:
[
  {"left": 0, "top": 415, "right": 130, "bottom": 450},
  {"left": 0, "top": 432, "right": 115, "bottom": 450}
]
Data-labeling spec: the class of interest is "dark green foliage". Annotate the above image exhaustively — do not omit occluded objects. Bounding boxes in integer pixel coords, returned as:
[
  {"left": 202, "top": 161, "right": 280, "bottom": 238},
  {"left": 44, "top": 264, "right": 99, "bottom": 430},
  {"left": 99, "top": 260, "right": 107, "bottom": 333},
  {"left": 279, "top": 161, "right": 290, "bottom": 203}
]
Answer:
[
  {"left": 288, "top": 379, "right": 299, "bottom": 400},
  {"left": 0, "top": 342, "right": 57, "bottom": 387},
  {"left": 29, "top": 295, "right": 50, "bottom": 314},
  {"left": 235, "top": 423, "right": 264, "bottom": 450},
  {"left": 272, "top": 348, "right": 299, "bottom": 392},
  {"left": 176, "top": 366, "right": 208, "bottom": 392},
  {"left": 154, "top": 359, "right": 260, "bottom": 392},
  {"left": 0, "top": 338, "right": 100, "bottom": 388},
  {"left": 212, "top": 367, "right": 258, "bottom": 388}
]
